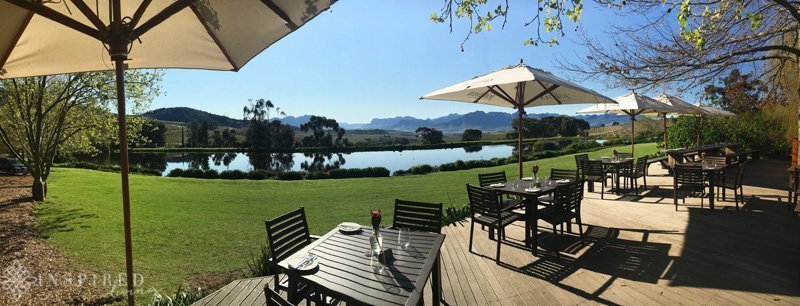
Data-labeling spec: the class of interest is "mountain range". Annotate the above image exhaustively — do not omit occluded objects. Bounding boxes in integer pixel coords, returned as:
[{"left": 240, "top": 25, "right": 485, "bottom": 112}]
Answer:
[{"left": 143, "top": 107, "right": 626, "bottom": 133}]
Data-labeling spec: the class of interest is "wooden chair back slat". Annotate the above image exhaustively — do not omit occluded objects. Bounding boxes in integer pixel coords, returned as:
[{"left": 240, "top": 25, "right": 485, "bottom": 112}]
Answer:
[
  {"left": 615, "top": 152, "right": 633, "bottom": 159},
  {"left": 265, "top": 208, "right": 312, "bottom": 263},
  {"left": 550, "top": 168, "right": 578, "bottom": 181},
  {"left": 466, "top": 184, "right": 501, "bottom": 218},
  {"left": 478, "top": 171, "right": 507, "bottom": 187},
  {"left": 552, "top": 180, "right": 584, "bottom": 213},
  {"left": 264, "top": 286, "right": 293, "bottom": 306},
  {"left": 393, "top": 199, "right": 443, "bottom": 233},
  {"left": 575, "top": 154, "right": 589, "bottom": 177},
  {"left": 674, "top": 166, "right": 705, "bottom": 185}
]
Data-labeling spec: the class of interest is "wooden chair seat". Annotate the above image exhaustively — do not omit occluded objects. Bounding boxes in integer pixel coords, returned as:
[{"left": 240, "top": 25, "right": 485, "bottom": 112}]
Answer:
[
  {"left": 536, "top": 206, "right": 578, "bottom": 224},
  {"left": 473, "top": 210, "right": 523, "bottom": 227}
]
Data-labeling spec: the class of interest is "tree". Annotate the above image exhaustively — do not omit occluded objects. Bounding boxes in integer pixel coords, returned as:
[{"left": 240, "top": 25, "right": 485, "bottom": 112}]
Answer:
[
  {"left": 211, "top": 128, "right": 238, "bottom": 147},
  {"left": 187, "top": 121, "right": 210, "bottom": 147},
  {"left": 416, "top": 127, "right": 444, "bottom": 144},
  {"left": 0, "top": 71, "right": 161, "bottom": 200},
  {"left": 137, "top": 120, "right": 166, "bottom": 148},
  {"left": 299, "top": 116, "right": 348, "bottom": 147},
  {"left": 242, "top": 99, "right": 295, "bottom": 150},
  {"left": 461, "top": 129, "right": 483, "bottom": 141},
  {"left": 509, "top": 116, "right": 590, "bottom": 139},
  {"left": 703, "top": 69, "right": 770, "bottom": 114}
]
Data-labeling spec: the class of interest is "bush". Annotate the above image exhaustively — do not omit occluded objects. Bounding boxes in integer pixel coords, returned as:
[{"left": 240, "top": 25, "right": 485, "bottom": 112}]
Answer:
[
  {"left": 327, "top": 167, "right": 390, "bottom": 179},
  {"left": 219, "top": 170, "right": 247, "bottom": 180},
  {"left": 443, "top": 205, "right": 471, "bottom": 225},
  {"left": 408, "top": 164, "right": 434, "bottom": 175},
  {"left": 246, "top": 244, "right": 275, "bottom": 277},
  {"left": 277, "top": 171, "right": 305, "bottom": 180},
  {"left": 247, "top": 169, "right": 272, "bottom": 180},
  {"left": 203, "top": 169, "right": 219, "bottom": 179},
  {"left": 150, "top": 286, "right": 205, "bottom": 306},
  {"left": 305, "top": 171, "right": 330, "bottom": 180},
  {"left": 136, "top": 168, "right": 163, "bottom": 176},
  {"left": 181, "top": 168, "right": 205, "bottom": 178},
  {"left": 167, "top": 168, "right": 184, "bottom": 177}
]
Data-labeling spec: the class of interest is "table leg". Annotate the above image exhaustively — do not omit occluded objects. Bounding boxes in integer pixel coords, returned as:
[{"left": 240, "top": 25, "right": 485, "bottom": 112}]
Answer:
[
  {"left": 615, "top": 166, "right": 621, "bottom": 195},
  {"left": 708, "top": 171, "right": 715, "bottom": 210},
  {"left": 432, "top": 253, "right": 442, "bottom": 306}
]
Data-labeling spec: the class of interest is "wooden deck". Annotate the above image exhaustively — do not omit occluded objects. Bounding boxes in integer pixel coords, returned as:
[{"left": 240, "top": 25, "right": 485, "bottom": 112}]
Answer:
[{"left": 196, "top": 159, "right": 800, "bottom": 305}]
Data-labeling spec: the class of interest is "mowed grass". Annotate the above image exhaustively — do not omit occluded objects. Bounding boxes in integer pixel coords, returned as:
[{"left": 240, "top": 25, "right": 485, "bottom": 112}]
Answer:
[{"left": 39, "top": 143, "right": 658, "bottom": 294}]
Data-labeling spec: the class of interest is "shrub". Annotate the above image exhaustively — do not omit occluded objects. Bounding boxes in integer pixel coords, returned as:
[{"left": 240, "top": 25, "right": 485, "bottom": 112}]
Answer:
[
  {"left": 167, "top": 168, "right": 184, "bottom": 177},
  {"left": 247, "top": 169, "right": 272, "bottom": 180},
  {"left": 137, "top": 168, "right": 163, "bottom": 176},
  {"left": 277, "top": 171, "right": 305, "bottom": 180},
  {"left": 246, "top": 244, "right": 275, "bottom": 277},
  {"left": 305, "top": 171, "right": 330, "bottom": 180},
  {"left": 408, "top": 164, "right": 434, "bottom": 175},
  {"left": 327, "top": 167, "right": 390, "bottom": 179},
  {"left": 219, "top": 170, "right": 247, "bottom": 180},
  {"left": 150, "top": 286, "right": 205, "bottom": 306},
  {"left": 203, "top": 169, "right": 219, "bottom": 179},
  {"left": 181, "top": 168, "right": 205, "bottom": 178},
  {"left": 443, "top": 205, "right": 471, "bottom": 226}
]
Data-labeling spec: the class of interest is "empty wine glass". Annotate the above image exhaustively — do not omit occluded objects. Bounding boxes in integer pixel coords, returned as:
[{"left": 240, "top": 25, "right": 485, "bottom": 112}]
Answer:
[
  {"left": 370, "top": 252, "right": 385, "bottom": 274},
  {"left": 398, "top": 228, "right": 411, "bottom": 249}
]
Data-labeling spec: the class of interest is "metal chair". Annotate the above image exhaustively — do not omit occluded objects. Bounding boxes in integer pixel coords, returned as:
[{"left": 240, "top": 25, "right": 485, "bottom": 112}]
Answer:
[
  {"left": 584, "top": 160, "right": 611, "bottom": 199},
  {"left": 533, "top": 180, "right": 584, "bottom": 257},
  {"left": 615, "top": 152, "right": 633, "bottom": 159},
  {"left": 674, "top": 166, "right": 707, "bottom": 211},
  {"left": 478, "top": 171, "right": 523, "bottom": 209},
  {"left": 393, "top": 199, "right": 443, "bottom": 233},
  {"left": 720, "top": 161, "right": 748, "bottom": 210},
  {"left": 575, "top": 154, "right": 589, "bottom": 179},
  {"left": 466, "top": 184, "right": 524, "bottom": 264},
  {"left": 550, "top": 168, "right": 578, "bottom": 181},
  {"left": 265, "top": 286, "right": 293, "bottom": 306}
]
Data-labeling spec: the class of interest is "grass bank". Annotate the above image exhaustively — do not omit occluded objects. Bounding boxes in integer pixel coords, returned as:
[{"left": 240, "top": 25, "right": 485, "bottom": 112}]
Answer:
[{"left": 39, "top": 143, "right": 657, "bottom": 296}]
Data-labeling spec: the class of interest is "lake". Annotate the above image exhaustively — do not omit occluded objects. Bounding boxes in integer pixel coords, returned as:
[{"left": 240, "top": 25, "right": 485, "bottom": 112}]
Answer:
[{"left": 88, "top": 145, "right": 516, "bottom": 176}]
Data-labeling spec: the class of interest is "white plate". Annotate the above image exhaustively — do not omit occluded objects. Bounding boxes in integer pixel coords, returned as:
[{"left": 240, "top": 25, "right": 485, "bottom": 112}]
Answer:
[
  {"left": 521, "top": 177, "right": 533, "bottom": 181},
  {"left": 525, "top": 188, "right": 542, "bottom": 193},
  {"left": 557, "top": 179, "right": 571, "bottom": 184},
  {"left": 338, "top": 222, "right": 362, "bottom": 233},
  {"left": 489, "top": 183, "right": 505, "bottom": 188}
]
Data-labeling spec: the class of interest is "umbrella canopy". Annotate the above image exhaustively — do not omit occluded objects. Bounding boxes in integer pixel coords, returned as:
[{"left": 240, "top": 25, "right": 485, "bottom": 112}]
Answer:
[
  {"left": 0, "top": 1, "right": 334, "bottom": 304},
  {"left": 653, "top": 94, "right": 709, "bottom": 149},
  {"left": 577, "top": 91, "right": 679, "bottom": 156},
  {"left": 699, "top": 106, "right": 735, "bottom": 117},
  {"left": 421, "top": 63, "right": 616, "bottom": 178}
]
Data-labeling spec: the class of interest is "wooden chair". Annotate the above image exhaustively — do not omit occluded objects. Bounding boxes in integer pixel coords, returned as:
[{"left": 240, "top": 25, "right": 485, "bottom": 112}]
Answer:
[
  {"left": 620, "top": 157, "right": 648, "bottom": 193},
  {"left": 674, "top": 166, "right": 707, "bottom": 211},
  {"left": 615, "top": 152, "right": 633, "bottom": 159},
  {"left": 265, "top": 286, "right": 293, "bottom": 306},
  {"left": 265, "top": 207, "right": 314, "bottom": 304},
  {"left": 550, "top": 168, "right": 578, "bottom": 181},
  {"left": 393, "top": 199, "right": 443, "bottom": 233},
  {"left": 478, "top": 171, "right": 523, "bottom": 209},
  {"left": 575, "top": 154, "right": 589, "bottom": 179},
  {"left": 584, "top": 160, "right": 611, "bottom": 199},
  {"left": 533, "top": 180, "right": 584, "bottom": 257},
  {"left": 720, "top": 161, "right": 747, "bottom": 210},
  {"left": 466, "top": 184, "right": 524, "bottom": 264}
]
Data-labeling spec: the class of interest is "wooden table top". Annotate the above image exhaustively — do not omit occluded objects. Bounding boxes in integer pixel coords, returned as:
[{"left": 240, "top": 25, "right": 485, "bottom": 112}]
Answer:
[
  {"left": 277, "top": 226, "right": 445, "bottom": 306},
  {"left": 590, "top": 157, "right": 634, "bottom": 165},
  {"left": 490, "top": 179, "right": 568, "bottom": 197},
  {"left": 680, "top": 162, "right": 727, "bottom": 172}
]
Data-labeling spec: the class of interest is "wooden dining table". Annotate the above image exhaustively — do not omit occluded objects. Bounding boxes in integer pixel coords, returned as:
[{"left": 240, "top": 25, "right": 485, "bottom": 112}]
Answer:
[
  {"left": 277, "top": 226, "right": 445, "bottom": 306},
  {"left": 592, "top": 157, "right": 634, "bottom": 195}
]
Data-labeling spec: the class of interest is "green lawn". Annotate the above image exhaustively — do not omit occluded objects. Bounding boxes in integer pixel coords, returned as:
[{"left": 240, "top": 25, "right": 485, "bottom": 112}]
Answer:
[{"left": 39, "top": 143, "right": 658, "bottom": 295}]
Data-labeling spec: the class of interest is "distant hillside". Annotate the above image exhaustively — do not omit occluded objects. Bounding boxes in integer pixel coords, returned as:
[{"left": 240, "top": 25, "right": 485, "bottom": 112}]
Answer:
[
  {"left": 143, "top": 107, "right": 243, "bottom": 128},
  {"left": 143, "top": 107, "right": 626, "bottom": 133}
]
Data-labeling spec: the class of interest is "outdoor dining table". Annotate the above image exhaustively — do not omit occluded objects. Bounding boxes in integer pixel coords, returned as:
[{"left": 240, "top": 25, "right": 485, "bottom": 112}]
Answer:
[
  {"left": 682, "top": 162, "right": 727, "bottom": 210},
  {"left": 491, "top": 179, "right": 564, "bottom": 252},
  {"left": 592, "top": 157, "right": 634, "bottom": 195},
  {"left": 277, "top": 226, "right": 445, "bottom": 306}
]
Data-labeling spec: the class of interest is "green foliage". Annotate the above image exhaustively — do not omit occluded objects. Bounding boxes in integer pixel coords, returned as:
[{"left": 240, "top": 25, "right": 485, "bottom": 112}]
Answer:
[
  {"left": 247, "top": 169, "right": 273, "bottom": 180},
  {"left": 327, "top": 167, "right": 390, "bottom": 179},
  {"left": 187, "top": 121, "right": 211, "bottom": 148},
  {"left": 667, "top": 112, "right": 789, "bottom": 159},
  {"left": 180, "top": 168, "right": 206, "bottom": 178},
  {"left": 509, "top": 116, "right": 589, "bottom": 139},
  {"left": 167, "top": 168, "right": 184, "bottom": 177},
  {"left": 219, "top": 170, "right": 247, "bottom": 180},
  {"left": 461, "top": 129, "right": 483, "bottom": 141},
  {"left": 246, "top": 244, "right": 275, "bottom": 277},
  {"left": 277, "top": 171, "right": 305, "bottom": 180},
  {"left": 136, "top": 120, "right": 167, "bottom": 148},
  {"left": 415, "top": 127, "right": 445, "bottom": 144},
  {"left": 242, "top": 99, "right": 295, "bottom": 150},
  {"left": 409, "top": 164, "right": 435, "bottom": 175},
  {"left": 300, "top": 116, "right": 349, "bottom": 147},
  {"left": 703, "top": 69, "right": 768, "bottom": 114},
  {"left": 443, "top": 205, "right": 471, "bottom": 225},
  {"left": 149, "top": 287, "right": 205, "bottom": 306}
]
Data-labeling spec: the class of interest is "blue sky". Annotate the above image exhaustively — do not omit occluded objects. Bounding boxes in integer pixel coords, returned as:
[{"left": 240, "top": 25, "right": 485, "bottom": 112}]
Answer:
[{"left": 153, "top": 0, "right": 654, "bottom": 123}]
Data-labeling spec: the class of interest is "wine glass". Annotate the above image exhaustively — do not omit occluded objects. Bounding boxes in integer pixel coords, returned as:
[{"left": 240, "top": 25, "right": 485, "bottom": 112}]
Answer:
[
  {"left": 370, "top": 252, "right": 385, "bottom": 274},
  {"left": 369, "top": 234, "right": 382, "bottom": 257},
  {"left": 398, "top": 228, "right": 411, "bottom": 249}
]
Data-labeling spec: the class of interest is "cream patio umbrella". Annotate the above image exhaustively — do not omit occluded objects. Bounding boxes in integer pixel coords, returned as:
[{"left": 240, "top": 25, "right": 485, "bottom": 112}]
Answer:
[
  {"left": 577, "top": 91, "right": 679, "bottom": 157},
  {"left": 654, "top": 94, "right": 708, "bottom": 149},
  {"left": 0, "top": 1, "right": 335, "bottom": 304},
  {"left": 420, "top": 62, "right": 616, "bottom": 179}
]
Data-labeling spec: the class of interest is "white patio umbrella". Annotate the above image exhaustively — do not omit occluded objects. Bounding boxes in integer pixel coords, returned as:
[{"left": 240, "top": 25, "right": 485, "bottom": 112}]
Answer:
[
  {"left": 654, "top": 94, "right": 709, "bottom": 149},
  {"left": 577, "top": 91, "right": 679, "bottom": 157},
  {"left": 420, "top": 62, "right": 616, "bottom": 178},
  {"left": 0, "top": 1, "right": 335, "bottom": 304}
]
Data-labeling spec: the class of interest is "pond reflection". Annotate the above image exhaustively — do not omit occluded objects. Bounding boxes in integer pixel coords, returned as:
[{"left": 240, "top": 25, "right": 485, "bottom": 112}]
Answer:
[
  {"left": 248, "top": 152, "right": 295, "bottom": 172},
  {"left": 301, "top": 153, "right": 346, "bottom": 172}
]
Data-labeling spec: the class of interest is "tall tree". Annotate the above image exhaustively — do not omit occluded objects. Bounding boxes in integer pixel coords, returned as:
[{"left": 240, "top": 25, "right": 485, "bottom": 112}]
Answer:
[
  {"left": 188, "top": 121, "right": 210, "bottom": 148},
  {"left": 137, "top": 120, "right": 166, "bottom": 148},
  {"left": 299, "top": 116, "right": 348, "bottom": 147},
  {"left": 462, "top": 129, "right": 483, "bottom": 141},
  {"left": 416, "top": 127, "right": 445, "bottom": 144},
  {"left": 242, "top": 99, "right": 294, "bottom": 149},
  {"left": 0, "top": 71, "right": 161, "bottom": 200},
  {"left": 703, "top": 69, "right": 770, "bottom": 114}
]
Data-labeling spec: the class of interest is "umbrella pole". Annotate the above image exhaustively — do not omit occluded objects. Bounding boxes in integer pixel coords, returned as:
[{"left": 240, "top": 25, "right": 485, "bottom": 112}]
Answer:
[
  {"left": 518, "top": 106, "right": 524, "bottom": 179},
  {"left": 630, "top": 115, "right": 635, "bottom": 157},
  {"left": 114, "top": 58, "right": 136, "bottom": 306},
  {"left": 663, "top": 115, "right": 668, "bottom": 150},
  {"left": 696, "top": 116, "right": 702, "bottom": 147}
]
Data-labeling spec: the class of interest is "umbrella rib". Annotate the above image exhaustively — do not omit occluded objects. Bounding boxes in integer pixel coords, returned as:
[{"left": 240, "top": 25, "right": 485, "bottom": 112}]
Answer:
[
  {"left": 69, "top": 0, "right": 106, "bottom": 31},
  {"left": 472, "top": 89, "right": 491, "bottom": 103},
  {"left": 487, "top": 86, "right": 516, "bottom": 105},
  {"left": 190, "top": 4, "right": 238, "bottom": 71},
  {"left": 3, "top": 0, "right": 101, "bottom": 40},
  {"left": 522, "top": 84, "right": 559, "bottom": 107},
  {"left": 132, "top": 0, "right": 197, "bottom": 39},
  {"left": 129, "top": 0, "right": 153, "bottom": 30},
  {"left": 492, "top": 85, "right": 515, "bottom": 103},
  {"left": 0, "top": 11, "right": 33, "bottom": 69},
  {"left": 537, "top": 80, "right": 563, "bottom": 105},
  {"left": 260, "top": 0, "right": 298, "bottom": 30}
]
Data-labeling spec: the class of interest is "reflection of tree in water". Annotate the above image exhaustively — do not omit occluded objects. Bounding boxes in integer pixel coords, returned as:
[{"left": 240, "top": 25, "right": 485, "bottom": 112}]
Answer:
[
  {"left": 212, "top": 153, "right": 237, "bottom": 168},
  {"left": 463, "top": 145, "right": 483, "bottom": 153},
  {"left": 129, "top": 153, "right": 168, "bottom": 172},
  {"left": 248, "top": 152, "right": 294, "bottom": 172},
  {"left": 187, "top": 154, "right": 211, "bottom": 170},
  {"left": 301, "top": 153, "right": 346, "bottom": 172},
  {"left": 510, "top": 144, "right": 533, "bottom": 157}
]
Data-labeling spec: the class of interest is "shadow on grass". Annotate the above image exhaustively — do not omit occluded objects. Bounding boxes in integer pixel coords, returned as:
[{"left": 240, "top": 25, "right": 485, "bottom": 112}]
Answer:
[{"left": 35, "top": 204, "right": 99, "bottom": 238}]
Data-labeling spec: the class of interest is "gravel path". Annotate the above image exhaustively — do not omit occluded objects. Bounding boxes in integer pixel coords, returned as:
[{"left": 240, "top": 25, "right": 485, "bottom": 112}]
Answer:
[{"left": 0, "top": 174, "right": 112, "bottom": 305}]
